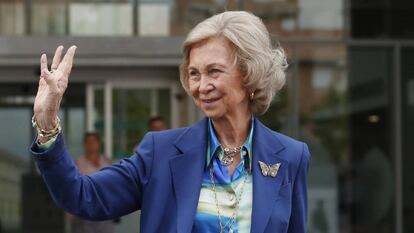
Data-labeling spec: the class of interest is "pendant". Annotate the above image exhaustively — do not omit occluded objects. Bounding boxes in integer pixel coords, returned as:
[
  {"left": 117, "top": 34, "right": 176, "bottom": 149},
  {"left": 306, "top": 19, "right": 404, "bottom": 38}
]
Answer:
[{"left": 221, "top": 154, "right": 234, "bottom": 166}]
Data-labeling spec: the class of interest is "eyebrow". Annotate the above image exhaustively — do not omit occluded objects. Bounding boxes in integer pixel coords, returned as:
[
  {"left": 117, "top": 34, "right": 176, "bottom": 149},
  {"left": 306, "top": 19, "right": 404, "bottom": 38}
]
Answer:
[{"left": 187, "top": 63, "right": 227, "bottom": 71}]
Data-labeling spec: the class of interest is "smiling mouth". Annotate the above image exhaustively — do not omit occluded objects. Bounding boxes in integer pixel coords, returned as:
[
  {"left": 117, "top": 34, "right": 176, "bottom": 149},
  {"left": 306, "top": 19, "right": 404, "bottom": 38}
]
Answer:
[{"left": 201, "top": 97, "right": 221, "bottom": 103}]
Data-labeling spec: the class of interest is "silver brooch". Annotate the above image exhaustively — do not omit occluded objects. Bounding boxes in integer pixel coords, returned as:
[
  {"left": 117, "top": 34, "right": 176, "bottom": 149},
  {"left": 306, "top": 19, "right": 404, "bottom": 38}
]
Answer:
[{"left": 258, "top": 161, "right": 281, "bottom": 177}]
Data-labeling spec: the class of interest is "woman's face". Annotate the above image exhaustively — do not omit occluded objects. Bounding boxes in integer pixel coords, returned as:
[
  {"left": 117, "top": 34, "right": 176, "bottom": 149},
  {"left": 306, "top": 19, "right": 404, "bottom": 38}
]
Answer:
[
  {"left": 84, "top": 135, "right": 100, "bottom": 155},
  {"left": 187, "top": 37, "right": 249, "bottom": 120}
]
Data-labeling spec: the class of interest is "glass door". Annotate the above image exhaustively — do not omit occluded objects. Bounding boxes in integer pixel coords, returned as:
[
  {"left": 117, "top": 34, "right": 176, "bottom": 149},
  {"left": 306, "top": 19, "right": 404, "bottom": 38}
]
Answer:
[
  {"left": 402, "top": 46, "right": 414, "bottom": 233},
  {"left": 86, "top": 80, "right": 179, "bottom": 160}
]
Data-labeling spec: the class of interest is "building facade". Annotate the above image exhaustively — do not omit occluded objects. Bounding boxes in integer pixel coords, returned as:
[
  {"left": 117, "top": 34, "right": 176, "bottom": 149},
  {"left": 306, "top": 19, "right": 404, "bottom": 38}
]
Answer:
[{"left": 0, "top": 0, "right": 413, "bottom": 233}]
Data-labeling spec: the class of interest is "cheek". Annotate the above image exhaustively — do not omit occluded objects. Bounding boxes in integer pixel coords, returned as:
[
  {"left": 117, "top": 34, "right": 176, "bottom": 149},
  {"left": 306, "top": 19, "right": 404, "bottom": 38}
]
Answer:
[
  {"left": 188, "top": 85, "right": 199, "bottom": 100},
  {"left": 188, "top": 81, "right": 199, "bottom": 95},
  {"left": 226, "top": 88, "right": 247, "bottom": 103},
  {"left": 222, "top": 76, "right": 246, "bottom": 102}
]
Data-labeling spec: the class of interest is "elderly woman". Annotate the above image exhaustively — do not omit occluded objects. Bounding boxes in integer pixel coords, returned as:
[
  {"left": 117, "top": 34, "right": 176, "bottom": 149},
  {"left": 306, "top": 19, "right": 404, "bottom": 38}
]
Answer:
[{"left": 31, "top": 11, "right": 310, "bottom": 233}]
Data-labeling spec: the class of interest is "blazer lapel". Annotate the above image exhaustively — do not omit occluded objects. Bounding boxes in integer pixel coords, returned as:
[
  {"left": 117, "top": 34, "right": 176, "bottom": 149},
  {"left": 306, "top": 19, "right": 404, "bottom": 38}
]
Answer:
[
  {"left": 170, "top": 118, "right": 208, "bottom": 233},
  {"left": 251, "top": 119, "right": 287, "bottom": 233}
]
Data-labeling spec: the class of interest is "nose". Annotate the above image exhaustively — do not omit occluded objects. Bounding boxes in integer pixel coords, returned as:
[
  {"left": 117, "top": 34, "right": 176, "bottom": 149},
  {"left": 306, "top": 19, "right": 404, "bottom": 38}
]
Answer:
[{"left": 199, "top": 75, "right": 214, "bottom": 94}]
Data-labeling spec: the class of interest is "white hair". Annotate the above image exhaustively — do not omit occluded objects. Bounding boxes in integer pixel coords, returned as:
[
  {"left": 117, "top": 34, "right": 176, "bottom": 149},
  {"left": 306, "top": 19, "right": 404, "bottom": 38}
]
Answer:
[{"left": 179, "top": 11, "right": 288, "bottom": 115}]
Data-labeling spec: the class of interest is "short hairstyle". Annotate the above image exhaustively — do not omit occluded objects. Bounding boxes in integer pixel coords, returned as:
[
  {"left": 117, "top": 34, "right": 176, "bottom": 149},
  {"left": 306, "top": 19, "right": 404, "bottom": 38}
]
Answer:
[
  {"left": 83, "top": 132, "right": 100, "bottom": 143},
  {"left": 179, "top": 11, "right": 288, "bottom": 115}
]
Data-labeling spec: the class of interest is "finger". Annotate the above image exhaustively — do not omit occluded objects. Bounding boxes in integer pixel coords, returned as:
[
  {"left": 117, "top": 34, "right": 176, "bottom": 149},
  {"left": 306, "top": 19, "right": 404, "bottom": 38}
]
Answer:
[
  {"left": 37, "top": 77, "right": 47, "bottom": 93},
  {"left": 59, "top": 45, "right": 77, "bottom": 75},
  {"left": 40, "top": 54, "right": 48, "bottom": 76},
  {"left": 38, "top": 75, "right": 45, "bottom": 87},
  {"left": 51, "top": 45, "right": 64, "bottom": 71},
  {"left": 41, "top": 68, "right": 53, "bottom": 84}
]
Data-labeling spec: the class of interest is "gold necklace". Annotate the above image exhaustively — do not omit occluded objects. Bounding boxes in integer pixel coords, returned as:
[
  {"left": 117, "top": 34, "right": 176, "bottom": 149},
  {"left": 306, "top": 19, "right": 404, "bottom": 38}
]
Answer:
[
  {"left": 209, "top": 165, "right": 248, "bottom": 233},
  {"left": 221, "top": 146, "right": 242, "bottom": 166}
]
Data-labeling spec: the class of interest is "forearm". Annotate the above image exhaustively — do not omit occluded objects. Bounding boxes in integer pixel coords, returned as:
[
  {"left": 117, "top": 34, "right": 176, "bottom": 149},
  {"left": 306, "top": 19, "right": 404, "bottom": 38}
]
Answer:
[
  {"left": 31, "top": 133, "right": 147, "bottom": 221},
  {"left": 32, "top": 134, "right": 104, "bottom": 219}
]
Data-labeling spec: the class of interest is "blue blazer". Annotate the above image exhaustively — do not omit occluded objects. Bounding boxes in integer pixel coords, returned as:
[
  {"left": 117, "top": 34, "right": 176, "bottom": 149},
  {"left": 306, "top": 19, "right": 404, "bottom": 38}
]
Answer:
[{"left": 31, "top": 117, "right": 310, "bottom": 233}]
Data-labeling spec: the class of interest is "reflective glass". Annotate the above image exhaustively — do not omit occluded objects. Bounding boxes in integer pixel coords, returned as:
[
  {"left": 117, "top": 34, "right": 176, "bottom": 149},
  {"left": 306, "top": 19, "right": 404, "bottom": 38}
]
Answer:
[
  {"left": 402, "top": 47, "right": 414, "bottom": 233},
  {"left": 0, "top": 0, "right": 24, "bottom": 35},
  {"left": 0, "top": 83, "right": 86, "bottom": 233},
  {"left": 299, "top": 45, "right": 396, "bottom": 233},
  {"left": 31, "top": 1, "right": 66, "bottom": 35},
  {"left": 295, "top": 44, "right": 347, "bottom": 233},
  {"left": 351, "top": 0, "right": 414, "bottom": 39},
  {"left": 169, "top": 0, "right": 344, "bottom": 38},
  {"left": 93, "top": 88, "right": 105, "bottom": 153},
  {"left": 69, "top": 0, "right": 133, "bottom": 36},
  {"left": 139, "top": 1, "right": 171, "bottom": 36},
  {"left": 112, "top": 88, "right": 171, "bottom": 160},
  {"left": 347, "top": 47, "right": 395, "bottom": 233},
  {"left": 0, "top": 108, "right": 31, "bottom": 232}
]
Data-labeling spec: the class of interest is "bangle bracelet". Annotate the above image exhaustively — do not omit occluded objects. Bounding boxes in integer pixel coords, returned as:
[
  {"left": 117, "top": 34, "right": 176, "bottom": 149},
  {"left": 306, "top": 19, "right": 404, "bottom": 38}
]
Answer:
[{"left": 31, "top": 115, "right": 62, "bottom": 139}]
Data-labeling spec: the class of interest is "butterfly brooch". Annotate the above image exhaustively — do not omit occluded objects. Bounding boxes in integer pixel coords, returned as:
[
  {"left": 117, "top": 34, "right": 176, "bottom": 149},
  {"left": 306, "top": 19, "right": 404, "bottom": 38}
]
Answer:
[{"left": 258, "top": 161, "right": 281, "bottom": 177}]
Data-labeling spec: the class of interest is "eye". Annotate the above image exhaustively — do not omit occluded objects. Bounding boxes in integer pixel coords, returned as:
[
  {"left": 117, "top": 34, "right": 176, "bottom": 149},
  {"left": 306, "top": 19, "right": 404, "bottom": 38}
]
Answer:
[
  {"left": 208, "top": 69, "right": 222, "bottom": 78},
  {"left": 189, "top": 70, "right": 200, "bottom": 80}
]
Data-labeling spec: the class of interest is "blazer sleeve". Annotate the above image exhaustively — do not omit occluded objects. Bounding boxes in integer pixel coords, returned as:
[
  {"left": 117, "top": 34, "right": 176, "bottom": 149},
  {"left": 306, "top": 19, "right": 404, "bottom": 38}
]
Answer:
[
  {"left": 30, "top": 132, "right": 154, "bottom": 221},
  {"left": 287, "top": 143, "right": 311, "bottom": 233}
]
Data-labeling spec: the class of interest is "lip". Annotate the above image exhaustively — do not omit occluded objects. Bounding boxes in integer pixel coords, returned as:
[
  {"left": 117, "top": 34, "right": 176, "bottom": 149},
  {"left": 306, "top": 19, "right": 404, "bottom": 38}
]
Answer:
[{"left": 201, "top": 97, "right": 221, "bottom": 104}]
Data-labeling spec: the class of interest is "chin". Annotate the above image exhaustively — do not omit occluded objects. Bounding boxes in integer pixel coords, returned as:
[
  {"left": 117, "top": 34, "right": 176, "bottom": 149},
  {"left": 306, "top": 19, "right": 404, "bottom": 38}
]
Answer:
[{"left": 201, "top": 109, "right": 224, "bottom": 120}]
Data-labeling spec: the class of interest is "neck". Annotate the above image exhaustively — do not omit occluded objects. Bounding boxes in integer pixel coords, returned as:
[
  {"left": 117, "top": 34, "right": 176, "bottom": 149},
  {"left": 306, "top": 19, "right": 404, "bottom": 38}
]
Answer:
[{"left": 211, "top": 113, "right": 251, "bottom": 148}]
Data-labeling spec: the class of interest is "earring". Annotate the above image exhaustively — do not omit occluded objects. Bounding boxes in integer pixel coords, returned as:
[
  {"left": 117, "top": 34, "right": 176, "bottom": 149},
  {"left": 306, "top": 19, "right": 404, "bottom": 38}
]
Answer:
[{"left": 250, "top": 92, "right": 255, "bottom": 100}]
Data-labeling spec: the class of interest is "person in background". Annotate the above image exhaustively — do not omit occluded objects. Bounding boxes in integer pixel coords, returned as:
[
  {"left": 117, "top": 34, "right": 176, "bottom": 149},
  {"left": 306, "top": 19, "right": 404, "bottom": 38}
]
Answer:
[
  {"left": 148, "top": 116, "right": 167, "bottom": 131},
  {"left": 70, "top": 132, "right": 113, "bottom": 233}
]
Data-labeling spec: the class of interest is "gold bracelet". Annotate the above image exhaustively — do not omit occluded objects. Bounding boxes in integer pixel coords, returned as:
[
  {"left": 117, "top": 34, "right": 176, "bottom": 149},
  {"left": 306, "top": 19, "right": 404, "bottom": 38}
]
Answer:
[{"left": 31, "top": 115, "right": 62, "bottom": 139}]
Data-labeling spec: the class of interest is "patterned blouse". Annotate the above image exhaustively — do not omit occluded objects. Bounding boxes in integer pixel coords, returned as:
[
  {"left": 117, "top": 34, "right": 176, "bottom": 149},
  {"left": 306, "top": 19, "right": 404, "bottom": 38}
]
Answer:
[{"left": 193, "top": 118, "right": 254, "bottom": 233}]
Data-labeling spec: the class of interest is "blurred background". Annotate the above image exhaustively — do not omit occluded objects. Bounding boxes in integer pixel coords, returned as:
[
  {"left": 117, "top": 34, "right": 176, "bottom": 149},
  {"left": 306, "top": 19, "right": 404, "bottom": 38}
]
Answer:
[{"left": 0, "top": 0, "right": 413, "bottom": 232}]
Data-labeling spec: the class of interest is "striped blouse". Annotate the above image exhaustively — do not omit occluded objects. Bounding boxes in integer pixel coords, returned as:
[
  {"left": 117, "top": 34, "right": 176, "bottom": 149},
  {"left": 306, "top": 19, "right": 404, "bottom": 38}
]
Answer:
[{"left": 193, "top": 118, "right": 254, "bottom": 233}]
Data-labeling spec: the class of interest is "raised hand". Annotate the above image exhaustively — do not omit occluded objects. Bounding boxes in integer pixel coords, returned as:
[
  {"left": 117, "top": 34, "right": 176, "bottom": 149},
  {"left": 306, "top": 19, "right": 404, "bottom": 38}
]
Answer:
[{"left": 33, "top": 45, "right": 77, "bottom": 142}]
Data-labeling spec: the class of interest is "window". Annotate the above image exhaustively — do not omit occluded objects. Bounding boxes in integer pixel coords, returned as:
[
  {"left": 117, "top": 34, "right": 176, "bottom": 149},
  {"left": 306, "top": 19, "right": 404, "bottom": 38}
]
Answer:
[
  {"left": 70, "top": 1, "right": 133, "bottom": 36},
  {"left": 0, "top": 0, "right": 24, "bottom": 35}
]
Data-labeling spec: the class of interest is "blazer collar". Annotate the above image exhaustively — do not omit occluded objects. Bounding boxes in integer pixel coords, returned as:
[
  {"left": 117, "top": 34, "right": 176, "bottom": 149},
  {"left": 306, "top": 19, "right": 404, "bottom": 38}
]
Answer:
[
  {"left": 170, "top": 117, "right": 287, "bottom": 233},
  {"left": 170, "top": 117, "right": 208, "bottom": 233},
  {"left": 206, "top": 117, "right": 255, "bottom": 170},
  {"left": 250, "top": 118, "right": 287, "bottom": 233},
  {"left": 173, "top": 117, "right": 208, "bottom": 154}
]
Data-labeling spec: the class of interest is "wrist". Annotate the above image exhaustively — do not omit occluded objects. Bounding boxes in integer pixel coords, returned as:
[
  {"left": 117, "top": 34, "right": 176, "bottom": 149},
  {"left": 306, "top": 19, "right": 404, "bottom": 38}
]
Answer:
[
  {"left": 38, "top": 135, "right": 52, "bottom": 144},
  {"left": 32, "top": 115, "right": 62, "bottom": 142},
  {"left": 35, "top": 113, "right": 59, "bottom": 131}
]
